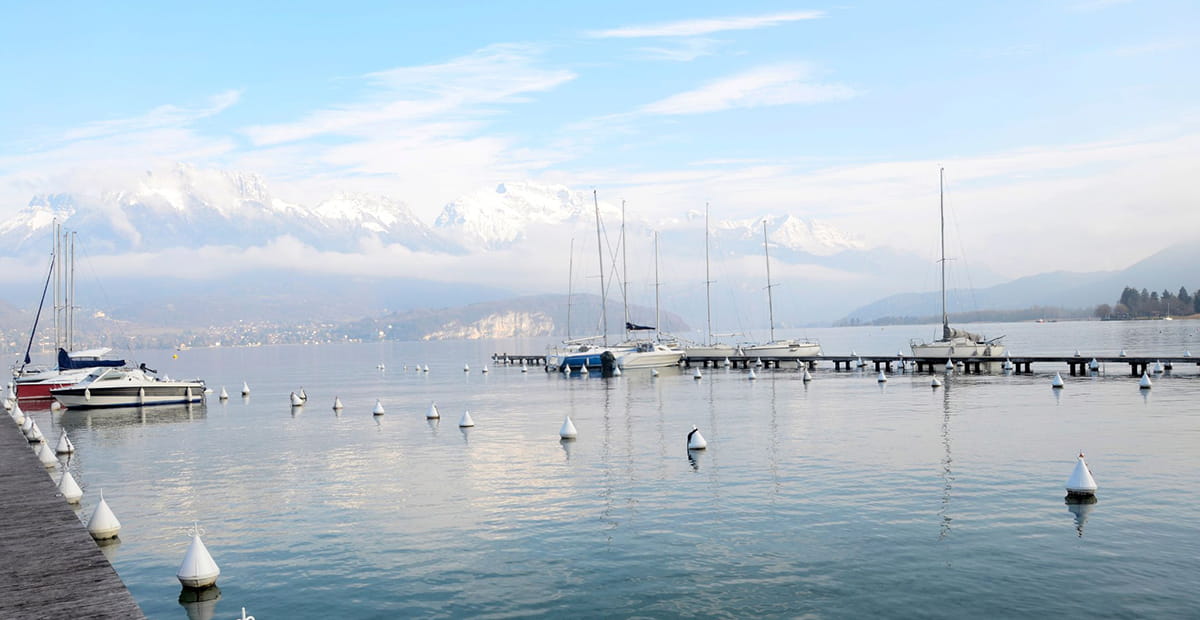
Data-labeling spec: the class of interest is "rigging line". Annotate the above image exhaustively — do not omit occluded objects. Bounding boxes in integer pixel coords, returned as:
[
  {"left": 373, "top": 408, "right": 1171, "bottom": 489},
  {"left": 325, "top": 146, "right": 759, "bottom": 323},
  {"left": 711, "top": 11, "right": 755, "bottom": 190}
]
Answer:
[
  {"left": 21, "top": 254, "right": 56, "bottom": 370},
  {"left": 944, "top": 171, "right": 981, "bottom": 318}
]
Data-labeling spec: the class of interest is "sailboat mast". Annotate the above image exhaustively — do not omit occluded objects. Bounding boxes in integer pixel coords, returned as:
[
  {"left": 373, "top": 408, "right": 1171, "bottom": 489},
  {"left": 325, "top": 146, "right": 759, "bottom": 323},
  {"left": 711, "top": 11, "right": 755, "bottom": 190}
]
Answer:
[
  {"left": 594, "top": 190, "right": 608, "bottom": 346},
  {"left": 68, "top": 231, "right": 75, "bottom": 353},
  {"left": 621, "top": 199, "right": 629, "bottom": 340},
  {"left": 705, "top": 203, "right": 712, "bottom": 347},
  {"left": 654, "top": 231, "right": 660, "bottom": 339},
  {"left": 763, "top": 220, "right": 776, "bottom": 343},
  {"left": 940, "top": 167, "right": 948, "bottom": 336},
  {"left": 52, "top": 221, "right": 60, "bottom": 353},
  {"left": 566, "top": 237, "right": 575, "bottom": 341}
]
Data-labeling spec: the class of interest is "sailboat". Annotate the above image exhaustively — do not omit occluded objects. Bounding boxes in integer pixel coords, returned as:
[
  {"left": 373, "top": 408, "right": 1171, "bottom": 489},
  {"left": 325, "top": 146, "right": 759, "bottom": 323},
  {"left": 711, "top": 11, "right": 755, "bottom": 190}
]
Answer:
[
  {"left": 684, "top": 203, "right": 738, "bottom": 358},
  {"left": 14, "top": 223, "right": 126, "bottom": 400},
  {"left": 910, "top": 168, "right": 1005, "bottom": 359},
  {"left": 741, "top": 220, "right": 821, "bottom": 357},
  {"left": 614, "top": 231, "right": 684, "bottom": 369},
  {"left": 545, "top": 191, "right": 632, "bottom": 372}
]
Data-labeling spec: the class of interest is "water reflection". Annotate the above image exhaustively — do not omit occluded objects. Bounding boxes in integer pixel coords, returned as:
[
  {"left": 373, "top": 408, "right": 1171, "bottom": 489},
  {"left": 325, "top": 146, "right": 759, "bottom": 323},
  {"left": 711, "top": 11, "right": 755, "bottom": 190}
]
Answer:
[
  {"left": 57, "top": 403, "right": 207, "bottom": 433},
  {"left": 178, "top": 585, "right": 222, "bottom": 620},
  {"left": 459, "top": 426, "right": 471, "bottom": 445},
  {"left": 95, "top": 536, "right": 121, "bottom": 562},
  {"left": 1065, "top": 497, "right": 1098, "bottom": 537},
  {"left": 559, "top": 438, "right": 572, "bottom": 462},
  {"left": 939, "top": 382, "right": 954, "bottom": 541},
  {"left": 687, "top": 448, "right": 704, "bottom": 472}
]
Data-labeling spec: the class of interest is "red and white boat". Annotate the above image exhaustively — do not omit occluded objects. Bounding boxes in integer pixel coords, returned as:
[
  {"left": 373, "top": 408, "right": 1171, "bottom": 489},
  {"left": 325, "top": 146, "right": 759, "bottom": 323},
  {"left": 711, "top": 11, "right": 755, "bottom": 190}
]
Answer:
[{"left": 15, "top": 348, "right": 126, "bottom": 401}]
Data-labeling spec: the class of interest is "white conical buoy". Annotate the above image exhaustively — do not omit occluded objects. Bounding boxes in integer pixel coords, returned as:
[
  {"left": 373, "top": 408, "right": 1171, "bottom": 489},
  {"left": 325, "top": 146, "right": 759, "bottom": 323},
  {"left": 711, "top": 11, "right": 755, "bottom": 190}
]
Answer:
[
  {"left": 332, "top": 396, "right": 344, "bottom": 411},
  {"left": 1185, "top": 350, "right": 1193, "bottom": 358},
  {"left": 290, "top": 391, "right": 304, "bottom": 407},
  {"left": 855, "top": 357, "right": 864, "bottom": 368},
  {"left": 177, "top": 526, "right": 220, "bottom": 589},
  {"left": 722, "top": 357, "right": 731, "bottom": 368},
  {"left": 559, "top": 416, "right": 578, "bottom": 440},
  {"left": 803, "top": 369, "right": 812, "bottom": 382},
  {"left": 482, "top": 365, "right": 489, "bottom": 374},
  {"left": 687, "top": 425, "right": 707, "bottom": 450},
  {"left": 944, "top": 359, "right": 954, "bottom": 372},
  {"left": 521, "top": 364, "right": 528, "bottom": 373},
  {"left": 651, "top": 368, "right": 659, "bottom": 378},
  {"left": 1139, "top": 372, "right": 1152, "bottom": 389},
  {"left": 11, "top": 403, "right": 24, "bottom": 426},
  {"left": 1051, "top": 372, "right": 1065, "bottom": 388},
  {"left": 372, "top": 399, "right": 386, "bottom": 416},
  {"left": 748, "top": 368, "right": 757, "bottom": 380},
  {"left": 219, "top": 387, "right": 229, "bottom": 400},
  {"left": 58, "top": 471, "right": 82, "bottom": 504},
  {"left": 423, "top": 365, "right": 430, "bottom": 373},
  {"left": 755, "top": 357, "right": 763, "bottom": 368},
  {"left": 931, "top": 376, "right": 942, "bottom": 388},
  {"left": 1003, "top": 358, "right": 1014, "bottom": 371},
  {"left": 1153, "top": 361, "right": 1164, "bottom": 374},
  {"left": 877, "top": 370, "right": 887, "bottom": 383},
  {"left": 20, "top": 414, "right": 33, "bottom": 434},
  {"left": 693, "top": 367, "right": 702, "bottom": 380},
  {"left": 37, "top": 441, "right": 58, "bottom": 468},
  {"left": 1065, "top": 453, "right": 1098, "bottom": 498},
  {"left": 459, "top": 410, "right": 475, "bottom": 427},
  {"left": 26, "top": 419, "right": 44, "bottom": 443},
  {"left": 612, "top": 365, "right": 622, "bottom": 376},
  {"left": 88, "top": 491, "right": 121, "bottom": 540},
  {"left": 464, "top": 363, "right": 470, "bottom": 372},
  {"left": 56, "top": 431, "right": 74, "bottom": 454},
  {"left": 241, "top": 381, "right": 250, "bottom": 396},
  {"left": 426, "top": 402, "right": 439, "bottom": 419},
  {"left": 1119, "top": 349, "right": 1127, "bottom": 357},
  {"left": 1074, "top": 350, "right": 1081, "bottom": 357},
  {"left": 50, "top": 401, "right": 61, "bottom": 411},
  {"left": 299, "top": 388, "right": 307, "bottom": 402}
]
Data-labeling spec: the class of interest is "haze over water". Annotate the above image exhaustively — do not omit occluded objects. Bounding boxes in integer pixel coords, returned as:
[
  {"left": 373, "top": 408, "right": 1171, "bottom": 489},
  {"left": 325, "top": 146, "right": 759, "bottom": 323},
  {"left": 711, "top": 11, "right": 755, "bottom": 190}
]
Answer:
[{"left": 29, "top": 320, "right": 1200, "bottom": 618}]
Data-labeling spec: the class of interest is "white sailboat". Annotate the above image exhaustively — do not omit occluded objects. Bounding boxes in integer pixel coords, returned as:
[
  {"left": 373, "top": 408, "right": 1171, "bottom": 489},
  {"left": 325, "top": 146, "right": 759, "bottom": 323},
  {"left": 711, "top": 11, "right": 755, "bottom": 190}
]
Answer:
[
  {"left": 615, "top": 230, "right": 684, "bottom": 369},
  {"left": 685, "top": 203, "right": 738, "bottom": 359},
  {"left": 742, "top": 220, "right": 821, "bottom": 357},
  {"left": 910, "top": 168, "right": 1005, "bottom": 359}
]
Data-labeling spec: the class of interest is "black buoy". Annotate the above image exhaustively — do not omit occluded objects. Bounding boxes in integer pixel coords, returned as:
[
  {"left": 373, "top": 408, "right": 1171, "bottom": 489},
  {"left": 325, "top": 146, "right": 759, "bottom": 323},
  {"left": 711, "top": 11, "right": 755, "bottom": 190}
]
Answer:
[{"left": 600, "top": 351, "right": 617, "bottom": 378}]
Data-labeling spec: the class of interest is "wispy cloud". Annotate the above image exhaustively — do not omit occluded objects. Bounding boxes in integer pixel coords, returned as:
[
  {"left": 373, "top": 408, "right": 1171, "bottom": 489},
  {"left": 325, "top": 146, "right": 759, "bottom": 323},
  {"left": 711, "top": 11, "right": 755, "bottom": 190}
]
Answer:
[
  {"left": 635, "top": 38, "right": 722, "bottom": 62},
  {"left": 244, "top": 44, "right": 575, "bottom": 146},
  {"left": 638, "top": 63, "right": 855, "bottom": 115},
  {"left": 589, "top": 11, "right": 823, "bottom": 38},
  {"left": 60, "top": 90, "right": 240, "bottom": 144}
]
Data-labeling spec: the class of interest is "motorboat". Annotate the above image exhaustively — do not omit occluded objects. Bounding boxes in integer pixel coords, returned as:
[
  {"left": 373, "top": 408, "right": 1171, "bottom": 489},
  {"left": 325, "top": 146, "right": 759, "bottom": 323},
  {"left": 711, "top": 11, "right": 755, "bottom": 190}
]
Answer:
[
  {"left": 910, "top": 168, "right": 1005, "bottom": 360},
  {"left": 615, "top": 339, "right": 683, "bottom": 369},
  {"left": 51, "top": 367, "right": 206, "bottom": 409}
]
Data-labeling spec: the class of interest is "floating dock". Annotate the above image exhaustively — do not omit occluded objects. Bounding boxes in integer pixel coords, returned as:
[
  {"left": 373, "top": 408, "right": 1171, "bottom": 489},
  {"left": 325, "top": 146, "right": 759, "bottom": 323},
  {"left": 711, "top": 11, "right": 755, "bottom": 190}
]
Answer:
[{"left": 0, "top": 421, "right": 146, "bottom": 618}]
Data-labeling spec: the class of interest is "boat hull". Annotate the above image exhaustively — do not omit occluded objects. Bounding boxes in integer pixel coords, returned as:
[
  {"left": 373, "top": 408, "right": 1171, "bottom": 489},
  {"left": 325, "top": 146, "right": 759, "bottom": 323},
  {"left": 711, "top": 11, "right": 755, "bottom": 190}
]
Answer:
[
  {"left": 910, "top": 339, "right": 1006, "bottom": 359},
  {"left": 52, "top": 383, "right": 206, "bottom": 409},
  {"left": 741, "top": 341, "right": 822, "bottom": 357},
  {"left": 616, "top": 349, "right": 683, "bottom": 369}
]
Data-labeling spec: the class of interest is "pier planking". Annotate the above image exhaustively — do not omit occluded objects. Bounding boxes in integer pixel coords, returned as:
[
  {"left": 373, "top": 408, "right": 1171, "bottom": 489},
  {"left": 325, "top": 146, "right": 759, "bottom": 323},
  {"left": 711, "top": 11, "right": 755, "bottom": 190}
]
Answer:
[{"left": 0, "top": 420, "right": 146, "bottom": 619}]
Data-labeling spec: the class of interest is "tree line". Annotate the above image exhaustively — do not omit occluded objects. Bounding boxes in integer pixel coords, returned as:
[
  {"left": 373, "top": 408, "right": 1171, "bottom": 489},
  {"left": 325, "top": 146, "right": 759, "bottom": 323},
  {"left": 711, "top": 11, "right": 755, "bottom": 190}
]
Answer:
[{"left": 1095, "top": 286, "right": 1198, "bottom": 319}]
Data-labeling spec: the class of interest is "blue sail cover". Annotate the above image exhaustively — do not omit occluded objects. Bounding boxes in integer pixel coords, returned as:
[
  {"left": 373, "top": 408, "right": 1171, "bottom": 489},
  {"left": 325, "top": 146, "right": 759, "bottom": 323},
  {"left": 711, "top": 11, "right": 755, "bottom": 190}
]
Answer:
[
  {"left": 57, "top": 348, "right": 125, "bottom": 370},
  {"left": 625, "top": 322, "right": 656, "bottom": 331}
]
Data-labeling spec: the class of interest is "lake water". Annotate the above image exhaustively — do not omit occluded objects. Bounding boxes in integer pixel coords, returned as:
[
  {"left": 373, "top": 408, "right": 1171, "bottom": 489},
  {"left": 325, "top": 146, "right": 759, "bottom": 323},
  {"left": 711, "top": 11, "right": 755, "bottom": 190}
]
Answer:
[{"left": 23, "top": 320, "right": 1200, "bottom": 618}]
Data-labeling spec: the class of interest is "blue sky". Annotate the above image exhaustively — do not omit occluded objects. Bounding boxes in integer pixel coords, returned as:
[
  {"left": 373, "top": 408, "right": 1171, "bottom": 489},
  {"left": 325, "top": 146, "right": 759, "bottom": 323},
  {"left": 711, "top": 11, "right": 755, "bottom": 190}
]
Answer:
[{"left": 2, "top": 0, "right": 1197, "bottom": 278}]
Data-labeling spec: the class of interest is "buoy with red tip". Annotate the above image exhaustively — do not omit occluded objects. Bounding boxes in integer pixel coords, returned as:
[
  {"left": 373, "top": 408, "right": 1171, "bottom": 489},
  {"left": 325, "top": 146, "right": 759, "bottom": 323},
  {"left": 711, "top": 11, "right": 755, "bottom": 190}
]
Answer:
[
  {"left": 687, "top": 425, "right": 707, "bottom": 450},
  {"left": 58, "top": 471, "right": 82, "bottom": 504},
  {"left": 372, "top": 399, "right": 386, "bottom": 416},
  {"left": 88, "top": 490, "right": 121, "bottom": 540},
  {"left": 1139, "top": 373, "right": 1153, "bottom": 389},
  {"left": 559, "top": 416, "right": 577, "bottom": 440},
  {"left": 1065, "top": 453, "right": 1098, "bottom": 498},
  {"left": 177, "top": 523, "right": 220, "bottom": 589},
  {"left": 1051, "top": 372, "right": 1065, "bottom": 388},
  {"left": 426, "top": 402, "right": 439, "bottom": 419},
  {"left": 458, "top": 410, "right": 475, "bottom": 427}
]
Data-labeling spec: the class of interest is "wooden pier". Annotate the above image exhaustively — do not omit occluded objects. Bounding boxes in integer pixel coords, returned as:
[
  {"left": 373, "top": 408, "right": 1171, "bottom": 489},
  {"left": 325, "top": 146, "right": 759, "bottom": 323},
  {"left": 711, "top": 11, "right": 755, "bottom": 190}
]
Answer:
[
  {"left": 0, "top": 420, "right": 146, "bottom": 618},
  {"left": 498, "top": 350, "right": 1200, "bottom": 377}
]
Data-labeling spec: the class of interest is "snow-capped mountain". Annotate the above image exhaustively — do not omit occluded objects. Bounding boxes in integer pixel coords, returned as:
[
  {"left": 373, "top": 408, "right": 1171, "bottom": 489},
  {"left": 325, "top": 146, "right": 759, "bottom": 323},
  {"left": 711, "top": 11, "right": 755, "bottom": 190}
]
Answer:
[
  {"left": 433, "top": 182, "right": 600, "bottom": 250},
  {"left": 0, "top": 164, "right": 451, "bottom": 255},
  {"left": 719, "top": 214, "right": 865, "bottom": 256}
]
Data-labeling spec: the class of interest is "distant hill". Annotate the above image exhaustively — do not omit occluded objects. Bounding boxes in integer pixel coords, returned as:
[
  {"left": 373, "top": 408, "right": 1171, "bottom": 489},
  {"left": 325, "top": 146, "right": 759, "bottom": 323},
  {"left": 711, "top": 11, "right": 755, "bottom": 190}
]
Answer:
[{"left": 842, "top": 241, "right": 1200, "bottom": 323}]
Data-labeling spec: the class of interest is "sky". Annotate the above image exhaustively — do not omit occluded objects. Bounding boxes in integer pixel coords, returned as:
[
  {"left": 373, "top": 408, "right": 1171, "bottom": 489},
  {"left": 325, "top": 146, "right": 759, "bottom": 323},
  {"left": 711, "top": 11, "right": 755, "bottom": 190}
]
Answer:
[{"left": 1, "top": 0, "right": 1198, "bottom": 280}]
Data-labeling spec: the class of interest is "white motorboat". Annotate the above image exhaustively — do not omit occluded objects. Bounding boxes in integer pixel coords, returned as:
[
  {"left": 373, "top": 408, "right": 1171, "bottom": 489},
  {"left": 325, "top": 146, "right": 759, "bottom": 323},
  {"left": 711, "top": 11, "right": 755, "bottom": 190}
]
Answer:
[
  {"left": 910, "top": 168, "right": 1005, "bottom": 360},
  {"left": 51, "top": 367, "right": 206, "bottom": 409}
]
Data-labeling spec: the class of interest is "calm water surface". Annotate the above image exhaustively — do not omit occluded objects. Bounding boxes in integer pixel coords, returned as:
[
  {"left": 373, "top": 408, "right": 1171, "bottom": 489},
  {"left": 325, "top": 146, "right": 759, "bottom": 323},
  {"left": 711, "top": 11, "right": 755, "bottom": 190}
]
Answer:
[{"left": 25, "top": 320, "right": 1200, "bottom": 618}]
